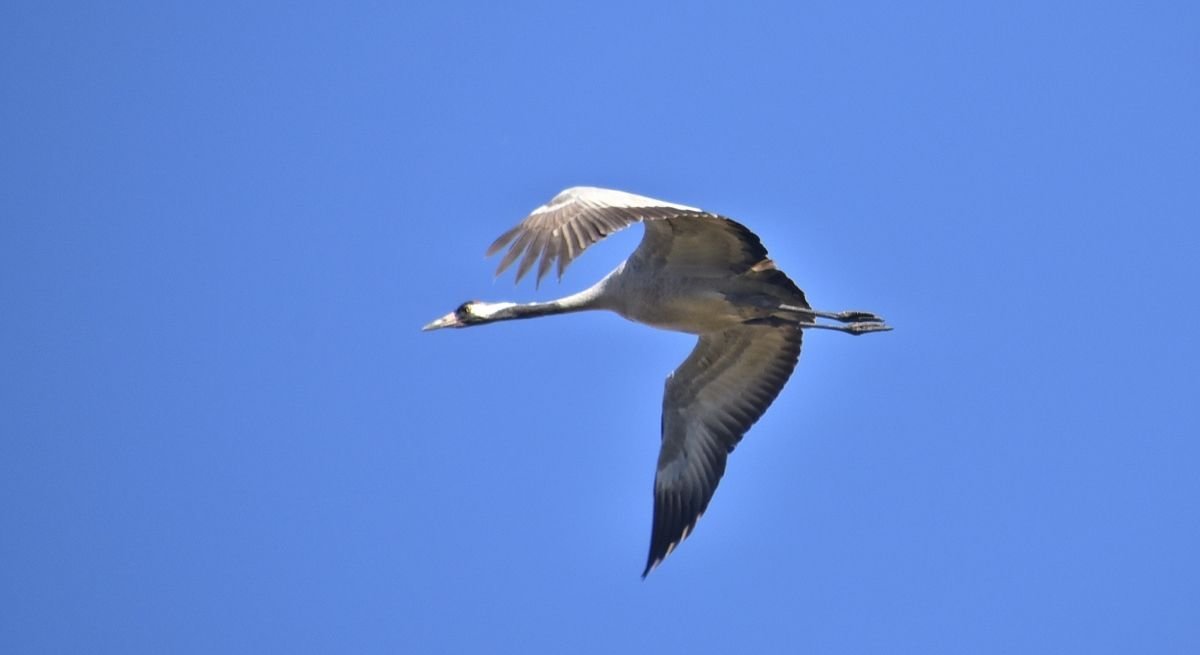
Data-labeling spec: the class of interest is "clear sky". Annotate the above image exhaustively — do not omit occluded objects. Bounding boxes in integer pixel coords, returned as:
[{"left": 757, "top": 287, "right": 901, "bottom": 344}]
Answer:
[{"left": 2, "top": 1, "right": 1198, "bottom": 653}]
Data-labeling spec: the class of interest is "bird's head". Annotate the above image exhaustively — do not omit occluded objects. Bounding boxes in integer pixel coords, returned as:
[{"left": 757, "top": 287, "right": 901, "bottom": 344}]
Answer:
[{"left": 422, "top": 300, "right": 516, "bottom": 331}]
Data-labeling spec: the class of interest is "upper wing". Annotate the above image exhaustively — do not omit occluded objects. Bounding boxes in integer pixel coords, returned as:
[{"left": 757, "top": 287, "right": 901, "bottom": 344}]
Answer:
[
  {"left": 644, "top": 322, "right": 803, "bottom": 576},
  {"left": 486, "top": 187, "right": 710, "bottom": 286}
]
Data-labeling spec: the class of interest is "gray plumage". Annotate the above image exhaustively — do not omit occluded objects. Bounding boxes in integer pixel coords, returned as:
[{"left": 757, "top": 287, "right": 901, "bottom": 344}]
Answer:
[{"left": 423, "top": 186, "right": 890, "bottom": 576}]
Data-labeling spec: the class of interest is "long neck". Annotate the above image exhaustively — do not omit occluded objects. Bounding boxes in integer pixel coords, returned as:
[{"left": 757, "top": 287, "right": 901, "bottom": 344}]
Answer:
[{"left": 487, "top": 282, "right": 610, "bottom": 323}]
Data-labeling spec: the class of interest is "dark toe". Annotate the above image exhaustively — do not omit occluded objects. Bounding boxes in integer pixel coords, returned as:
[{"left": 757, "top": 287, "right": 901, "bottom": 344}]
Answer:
[{"left": 841, "top": 310, "right": 884, "bottom": 323}]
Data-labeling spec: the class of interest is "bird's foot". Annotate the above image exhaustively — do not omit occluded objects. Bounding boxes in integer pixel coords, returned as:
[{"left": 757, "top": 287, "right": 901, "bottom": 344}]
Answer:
[
  {"left": 844, "top": 321, "right": 893, "bottom": 335},
  {"left": 834, "top": 310, "right": 885, "bottom": 323}
]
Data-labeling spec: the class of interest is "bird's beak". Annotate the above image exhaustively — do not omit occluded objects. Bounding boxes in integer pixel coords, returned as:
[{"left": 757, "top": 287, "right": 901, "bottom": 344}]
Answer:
[{"left": 422, "top": 311, "right": 462, "bottom": 331}]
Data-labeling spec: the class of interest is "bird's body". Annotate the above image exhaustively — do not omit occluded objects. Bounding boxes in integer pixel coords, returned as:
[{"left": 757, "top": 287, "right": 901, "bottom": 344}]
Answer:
[
  {"left": 570, "top": 264, "right": 784, "bottom": 334},
  {"left": 424, "top": 187, "right": 890, "bottom": 576}
]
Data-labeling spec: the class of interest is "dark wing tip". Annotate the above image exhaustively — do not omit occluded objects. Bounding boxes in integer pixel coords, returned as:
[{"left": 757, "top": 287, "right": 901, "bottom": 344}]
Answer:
[{"left": 642, "top": 488, "right": 704, "bottom": 577}]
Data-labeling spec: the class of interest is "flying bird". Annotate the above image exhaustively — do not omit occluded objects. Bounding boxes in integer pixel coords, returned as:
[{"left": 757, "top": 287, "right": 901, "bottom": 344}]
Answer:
[{"left": 423, "top": 187, "right": 891, "bottom": 576}]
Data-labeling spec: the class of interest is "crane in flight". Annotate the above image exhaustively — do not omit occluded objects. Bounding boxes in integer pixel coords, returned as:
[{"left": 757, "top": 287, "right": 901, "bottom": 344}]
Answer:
[{"left": 424, "top": 187, "right": 891, "bottom": 576}]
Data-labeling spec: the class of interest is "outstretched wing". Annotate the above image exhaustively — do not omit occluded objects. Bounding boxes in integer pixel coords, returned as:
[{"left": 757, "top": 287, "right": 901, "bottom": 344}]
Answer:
[
  {"left": 644, "top": 323, "right": 803, "bottom": 577},
  {"left": 486, "top": 186, "right": 710, "bottom": 285}
]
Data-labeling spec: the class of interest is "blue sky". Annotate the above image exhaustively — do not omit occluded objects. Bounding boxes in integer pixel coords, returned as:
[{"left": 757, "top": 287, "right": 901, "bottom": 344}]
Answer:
[{"left": 3, "top": 1, "right": 1198, "bottom": 653}]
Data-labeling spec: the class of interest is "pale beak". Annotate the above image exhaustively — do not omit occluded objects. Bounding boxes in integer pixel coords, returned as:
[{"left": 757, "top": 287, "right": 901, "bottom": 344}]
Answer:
[{"left": 422, "top": 311, "right": 462, "bottom": 331}]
